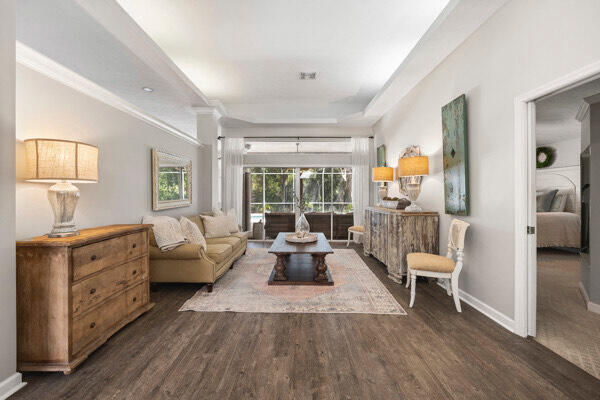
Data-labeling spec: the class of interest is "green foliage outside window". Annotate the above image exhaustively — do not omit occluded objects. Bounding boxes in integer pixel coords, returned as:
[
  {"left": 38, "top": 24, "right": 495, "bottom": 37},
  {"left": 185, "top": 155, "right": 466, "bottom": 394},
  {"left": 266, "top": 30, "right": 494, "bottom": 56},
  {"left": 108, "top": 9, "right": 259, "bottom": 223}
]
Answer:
[{"left": 158, "top": 167, "right": 187, "bottom": 201}]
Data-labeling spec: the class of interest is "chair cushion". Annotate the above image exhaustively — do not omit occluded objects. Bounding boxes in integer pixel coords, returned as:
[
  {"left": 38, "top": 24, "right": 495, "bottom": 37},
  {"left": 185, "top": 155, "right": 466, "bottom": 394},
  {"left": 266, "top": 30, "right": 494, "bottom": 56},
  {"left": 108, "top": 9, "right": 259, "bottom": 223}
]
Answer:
[
  {"left": 206, "top": 243, "right": 233, "bottom": 264},
  {"left": 150, "top": 244, "right": 203, "bottom": 260},
  {"left": 407, "top": 253, "right": 456, "bottom": 273},
  {"left": 348, "top": 225, "right": 364, "bottom": 232}
]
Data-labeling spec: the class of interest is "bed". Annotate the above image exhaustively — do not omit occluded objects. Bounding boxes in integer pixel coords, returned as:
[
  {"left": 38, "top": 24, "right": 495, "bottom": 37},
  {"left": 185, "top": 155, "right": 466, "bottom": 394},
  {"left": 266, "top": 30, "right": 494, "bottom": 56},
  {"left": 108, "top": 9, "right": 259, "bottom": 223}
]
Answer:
[{"left": 536, "top": 171, "right": 580, "bottom": 250}]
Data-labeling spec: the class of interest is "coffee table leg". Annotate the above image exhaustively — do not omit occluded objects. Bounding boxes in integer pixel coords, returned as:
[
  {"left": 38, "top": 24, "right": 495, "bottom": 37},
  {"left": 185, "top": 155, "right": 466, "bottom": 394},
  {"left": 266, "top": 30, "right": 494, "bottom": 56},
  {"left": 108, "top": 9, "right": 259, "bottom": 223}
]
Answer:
[
  {"left": 273, "top": 254, "right": 287, "bottom": 281},
  {"left": 314, "top": 255, "right": 328, "bottom": 282}
]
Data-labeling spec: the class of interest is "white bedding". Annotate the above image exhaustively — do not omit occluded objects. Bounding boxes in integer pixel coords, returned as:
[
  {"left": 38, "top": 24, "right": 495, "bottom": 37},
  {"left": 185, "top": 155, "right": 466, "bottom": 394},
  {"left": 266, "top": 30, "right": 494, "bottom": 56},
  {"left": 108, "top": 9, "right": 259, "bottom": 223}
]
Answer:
[{"left": 536, "top": 212, "right": 580, "bottom": 248}]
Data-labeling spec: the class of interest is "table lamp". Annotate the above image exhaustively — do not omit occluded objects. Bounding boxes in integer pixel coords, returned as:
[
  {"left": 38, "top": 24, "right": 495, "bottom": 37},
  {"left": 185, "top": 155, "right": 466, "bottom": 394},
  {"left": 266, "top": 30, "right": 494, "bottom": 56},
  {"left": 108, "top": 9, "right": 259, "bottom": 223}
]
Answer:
[
  {"left": 398, "top": 155, "right": 428, "bottom": 212},
  {"left": 25, "top": 139, "right": 98, "bottom": 237},
  {"left": 372, "top": 167, "right": 394, "bottom": 205}
]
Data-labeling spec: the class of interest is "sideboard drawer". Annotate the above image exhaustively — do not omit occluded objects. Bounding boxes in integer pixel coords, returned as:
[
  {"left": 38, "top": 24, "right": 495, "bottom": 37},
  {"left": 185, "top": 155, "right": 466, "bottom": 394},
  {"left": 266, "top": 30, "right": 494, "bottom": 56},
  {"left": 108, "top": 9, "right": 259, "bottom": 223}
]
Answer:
[
  {"left": 72, "top": 232, "right": 147, "bottom": 281},
  {"left": 72, "top": 282, "right": 146, "bottom": 355},
  {"left": 72, "top": 257, "right": 148, "bottom": 317}
]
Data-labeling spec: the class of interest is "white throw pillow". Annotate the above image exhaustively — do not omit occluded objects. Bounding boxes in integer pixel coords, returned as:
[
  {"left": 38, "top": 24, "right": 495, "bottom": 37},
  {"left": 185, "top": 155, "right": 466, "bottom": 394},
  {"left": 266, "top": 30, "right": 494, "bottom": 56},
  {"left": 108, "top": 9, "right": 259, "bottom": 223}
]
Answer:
[
  {"left": 212, "top": 209, "right": 224, "bottom": 216},
  {"left": 179, "top": 216, "right": 207, "bottom": 251},
  {"left": 201, "top": 215, "right": 232, "bottom": 238},
  {"left": 142, "top": 215, "right": 186, "bottom": 251},
  {"left": 225, "top": 208, "right": 239, "bottom": 233}
]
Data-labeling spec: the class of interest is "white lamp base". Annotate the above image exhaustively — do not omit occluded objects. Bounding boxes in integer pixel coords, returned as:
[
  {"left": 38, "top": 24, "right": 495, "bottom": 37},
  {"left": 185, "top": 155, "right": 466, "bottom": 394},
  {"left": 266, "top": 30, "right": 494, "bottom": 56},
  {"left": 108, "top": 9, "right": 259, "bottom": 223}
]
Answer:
[
  {"left": 47, "top": 181, "right": 80, "bottom": 238},
  {"left": 377, "top": 185, "right": 388, "bottom": 205}
]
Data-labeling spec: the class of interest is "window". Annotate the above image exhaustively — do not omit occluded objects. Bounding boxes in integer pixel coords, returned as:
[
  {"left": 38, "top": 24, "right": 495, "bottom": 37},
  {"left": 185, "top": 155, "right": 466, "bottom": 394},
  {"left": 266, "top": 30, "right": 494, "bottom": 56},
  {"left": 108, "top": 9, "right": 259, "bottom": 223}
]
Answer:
[
  {"left": 300, "top": 168, "right": 352, "bottom": 213},
  {"left": 158, "top": 167, "right": 188, "bottom": 201},
  {"left": 248, "top": 167, "right": 352, "bottom": 224},
  {"left": 250, "top": 168, "right": 296, "bottom": 224}
]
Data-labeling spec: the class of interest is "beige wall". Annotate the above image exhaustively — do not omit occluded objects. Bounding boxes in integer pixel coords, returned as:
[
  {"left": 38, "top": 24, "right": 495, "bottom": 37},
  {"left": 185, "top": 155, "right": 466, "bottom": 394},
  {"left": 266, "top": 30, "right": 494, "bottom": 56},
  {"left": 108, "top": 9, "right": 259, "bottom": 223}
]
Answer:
[
  {"left": 0, "top": 0, "right": 18, "bottom": 391},
  {"left": 16, "top": 64, "right": 211, "bottom": 239},
  {"left": 374, "top": 0, "right": 600, "bottom": 319}
]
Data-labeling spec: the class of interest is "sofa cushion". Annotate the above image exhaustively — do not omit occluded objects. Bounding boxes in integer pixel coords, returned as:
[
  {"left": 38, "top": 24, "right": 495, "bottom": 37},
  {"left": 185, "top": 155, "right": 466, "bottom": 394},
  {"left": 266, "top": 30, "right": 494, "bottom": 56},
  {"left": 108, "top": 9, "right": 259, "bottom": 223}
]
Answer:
[
  {"left": 206, "top": 243, "right": 233, "bottom": 264},
  {"left": 150, "top": 244, "right": 203, "bottom": 260},
  {"left": 231, "top": 231, "right": 249, "bottom": 241},
  {"left": 206, "top": 236, "right": 243, "bottom": 252},
  {"left": 407, "top": 253, "right": 455, "bottom": 273}
]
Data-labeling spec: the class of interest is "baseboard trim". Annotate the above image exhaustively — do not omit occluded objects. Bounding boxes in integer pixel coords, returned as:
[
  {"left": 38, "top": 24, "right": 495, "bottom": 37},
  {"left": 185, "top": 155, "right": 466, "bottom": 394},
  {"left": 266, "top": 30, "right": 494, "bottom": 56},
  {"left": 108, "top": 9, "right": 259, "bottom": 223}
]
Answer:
[
  {"left": 437, "top": 281, "right": 515, "bottom": 333},
  {"left": 0, "top": 373, "right": 26, "bottom": 400},
  {"left": 579, "top": 281, "right": 600, "bottom": 314}
]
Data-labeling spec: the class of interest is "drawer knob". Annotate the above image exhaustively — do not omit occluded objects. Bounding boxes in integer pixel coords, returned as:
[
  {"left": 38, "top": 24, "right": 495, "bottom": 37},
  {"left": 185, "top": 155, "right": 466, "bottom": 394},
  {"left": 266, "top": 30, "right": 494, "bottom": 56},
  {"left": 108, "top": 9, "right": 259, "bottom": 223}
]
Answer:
[
  {"left": 91, "top": 255, "right": 97, "bottom": 261},
  {"left": 90, "top": 322, "right": 96, "bottom": 329},
  {"left": 132, "top": 243, "right": 137, "bottom": 249},
  {"left": 90, "top": 288, "right": 96, "bottom": 295},
  {"left": 132, "top": 270, "right": 137, "bottom": 275},
  {"left": 132, "top": 296, "right": 137, "bottom": 302}
]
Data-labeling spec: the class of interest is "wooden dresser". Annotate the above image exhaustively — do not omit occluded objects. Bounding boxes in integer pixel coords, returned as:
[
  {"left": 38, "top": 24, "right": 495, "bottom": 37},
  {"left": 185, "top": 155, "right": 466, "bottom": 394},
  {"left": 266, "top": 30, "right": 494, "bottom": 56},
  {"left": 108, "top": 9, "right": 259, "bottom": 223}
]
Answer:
[
  {"left": 364, "top": 207, "right": 439, "bottom": 283},
  {"left": 16, "top": 224, "right": 154, "bottom": 374}
]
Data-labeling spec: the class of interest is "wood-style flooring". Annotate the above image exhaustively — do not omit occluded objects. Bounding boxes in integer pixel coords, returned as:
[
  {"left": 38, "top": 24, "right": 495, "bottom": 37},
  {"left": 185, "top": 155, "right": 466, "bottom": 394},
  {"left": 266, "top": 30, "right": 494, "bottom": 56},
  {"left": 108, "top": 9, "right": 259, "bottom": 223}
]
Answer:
[
  {"left": 11, "top": 243, "right": 600, "bottom": 399},
  {"left": 536, "top": 249, "right": 600, "bottom": 379}
]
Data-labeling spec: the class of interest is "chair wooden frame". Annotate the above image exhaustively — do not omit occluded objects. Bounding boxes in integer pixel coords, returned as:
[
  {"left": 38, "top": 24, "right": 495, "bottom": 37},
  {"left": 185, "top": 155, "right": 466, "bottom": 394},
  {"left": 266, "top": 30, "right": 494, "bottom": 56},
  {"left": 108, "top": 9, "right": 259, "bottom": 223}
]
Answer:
[{"left": 406, "top": 219, "right": 470, "bottom": 312}]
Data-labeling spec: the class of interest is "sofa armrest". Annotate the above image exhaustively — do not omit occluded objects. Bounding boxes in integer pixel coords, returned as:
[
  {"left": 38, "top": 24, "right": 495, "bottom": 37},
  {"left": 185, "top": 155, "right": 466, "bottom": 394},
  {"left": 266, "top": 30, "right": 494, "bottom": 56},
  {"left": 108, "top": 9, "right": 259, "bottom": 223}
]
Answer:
[{"left": 149, "top": 244, "right": 205, "bottom": 260}]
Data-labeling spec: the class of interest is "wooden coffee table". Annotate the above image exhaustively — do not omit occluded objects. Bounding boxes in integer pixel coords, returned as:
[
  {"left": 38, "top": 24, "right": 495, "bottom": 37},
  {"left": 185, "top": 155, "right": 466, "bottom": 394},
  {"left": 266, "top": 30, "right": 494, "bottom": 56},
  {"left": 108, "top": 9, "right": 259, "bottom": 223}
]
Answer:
[{"left": 267, "top": 232, "right": 334, "bottom": 286}]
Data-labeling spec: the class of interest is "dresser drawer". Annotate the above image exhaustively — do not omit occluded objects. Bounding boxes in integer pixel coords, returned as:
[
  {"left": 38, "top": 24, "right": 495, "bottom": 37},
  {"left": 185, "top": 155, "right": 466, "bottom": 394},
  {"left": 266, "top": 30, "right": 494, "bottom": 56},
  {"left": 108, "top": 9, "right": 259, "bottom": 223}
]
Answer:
[
  {"left": 72, "top": 232, "right": 147, "bottom": 281},
  {"left": 72, "top": 282, "right": 147, "bottom": 355},
  {"left": 72, "top": 257, "right": 148, "bottom": 317}
]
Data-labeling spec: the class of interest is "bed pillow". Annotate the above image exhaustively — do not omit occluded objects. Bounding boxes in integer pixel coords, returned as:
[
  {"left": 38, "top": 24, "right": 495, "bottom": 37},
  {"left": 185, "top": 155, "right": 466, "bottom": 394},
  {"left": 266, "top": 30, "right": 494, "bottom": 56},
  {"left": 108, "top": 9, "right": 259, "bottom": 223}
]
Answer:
[
  {"left": 180, "top": 216, "right": 207, "bottom": 251},
  {"left": 550, "top": 193, "right": 567, "bottom": 212},
  {"left": 201, "top": 215, "right": 232, "bottom": 238},
  {"left": 536, "top": 189, "right": 558, "bottom": 212}
]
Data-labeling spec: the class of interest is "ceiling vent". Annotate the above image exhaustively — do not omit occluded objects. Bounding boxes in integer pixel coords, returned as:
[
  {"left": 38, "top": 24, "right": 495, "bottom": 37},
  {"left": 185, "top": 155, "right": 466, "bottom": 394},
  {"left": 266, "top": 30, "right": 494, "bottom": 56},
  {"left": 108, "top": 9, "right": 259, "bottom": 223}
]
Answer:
[{"left": 299, "top": 72, "right": 317, "bottom": 80}]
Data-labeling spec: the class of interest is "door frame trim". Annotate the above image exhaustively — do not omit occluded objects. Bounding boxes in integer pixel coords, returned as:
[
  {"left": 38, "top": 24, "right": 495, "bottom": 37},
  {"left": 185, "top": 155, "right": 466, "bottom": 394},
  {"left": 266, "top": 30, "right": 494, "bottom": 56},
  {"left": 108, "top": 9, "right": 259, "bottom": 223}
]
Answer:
[{"left": 513, "top": 60, "right": 600, "bottom": 337}]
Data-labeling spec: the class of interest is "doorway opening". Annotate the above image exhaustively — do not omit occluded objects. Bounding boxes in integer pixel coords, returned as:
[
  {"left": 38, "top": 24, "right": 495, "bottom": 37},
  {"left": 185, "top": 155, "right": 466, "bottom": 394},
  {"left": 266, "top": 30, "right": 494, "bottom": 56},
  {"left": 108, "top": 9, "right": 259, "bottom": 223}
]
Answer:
[{"left": 532, "top": 78, "right": 600, "bottom": 379}]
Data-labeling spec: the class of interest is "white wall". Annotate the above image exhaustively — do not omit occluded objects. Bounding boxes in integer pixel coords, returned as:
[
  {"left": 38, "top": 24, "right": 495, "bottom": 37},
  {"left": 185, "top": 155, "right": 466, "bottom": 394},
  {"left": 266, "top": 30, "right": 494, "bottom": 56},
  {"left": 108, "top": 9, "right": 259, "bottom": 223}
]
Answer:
[
  {"left": 0, "top": 0, "right": 21, "bottom": 397},
  {"left": 16, "top": 64, "right": 211, "bottom": 239},
  {"left": 374, "top": 0, "right": 600, "bottom": 321}
]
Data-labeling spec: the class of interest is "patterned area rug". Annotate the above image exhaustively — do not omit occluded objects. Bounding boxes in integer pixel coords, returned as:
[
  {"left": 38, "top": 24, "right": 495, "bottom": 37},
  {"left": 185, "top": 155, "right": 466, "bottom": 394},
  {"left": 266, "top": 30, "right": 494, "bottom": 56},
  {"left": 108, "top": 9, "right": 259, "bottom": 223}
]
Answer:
[
  {"left": 536, "top": 249, "right": 600, "bottom": 379},
  {"left": 180, "top": 248, "right": 406, "bottom": 315}
]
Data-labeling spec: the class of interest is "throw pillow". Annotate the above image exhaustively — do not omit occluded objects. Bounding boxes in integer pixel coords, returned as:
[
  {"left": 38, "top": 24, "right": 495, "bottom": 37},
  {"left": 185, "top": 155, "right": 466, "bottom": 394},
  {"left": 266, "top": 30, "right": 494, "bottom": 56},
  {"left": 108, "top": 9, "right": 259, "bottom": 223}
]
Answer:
[
  {"left": 201, "top": 215, "right": 232, "bottom": 238},
  {"left": 212, "top": 209, "right": 224, "bottom": 216},
  {"left": 549, "top": 193, "right": 567, "bottom": 212},
  {"left": 142, "top": 215, "right": 186, "bottom": 251},
  {"left": 536, "top": 189, "right": 558, "bottom": 212},
  {"left": 225, "top": 208, "right": 239, "bottom": 233},
  {"left": 179, "top": 216, "right": 207, "bottom": 252}
]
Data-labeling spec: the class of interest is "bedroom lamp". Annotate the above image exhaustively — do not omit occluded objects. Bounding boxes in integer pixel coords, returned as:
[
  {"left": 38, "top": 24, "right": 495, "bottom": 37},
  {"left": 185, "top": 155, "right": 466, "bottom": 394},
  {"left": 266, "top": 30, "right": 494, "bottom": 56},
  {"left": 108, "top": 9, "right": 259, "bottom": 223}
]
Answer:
[
  {"left": 398, "top": 155, "right": 429, "bottom": 212},
  {"left": 25, "top": 139, "right": 98, "bottom": 237},
  {"left": 372, "top": 166, "right": 394, "bottom": 205}
]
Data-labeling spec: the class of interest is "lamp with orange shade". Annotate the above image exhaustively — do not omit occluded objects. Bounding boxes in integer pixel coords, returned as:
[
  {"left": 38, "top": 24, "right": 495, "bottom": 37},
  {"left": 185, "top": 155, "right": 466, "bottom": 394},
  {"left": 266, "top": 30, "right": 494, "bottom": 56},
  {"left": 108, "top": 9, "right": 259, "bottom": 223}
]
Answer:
[
  {"left": 398, "top": 155, "right": 429, "bottom": 212},
  {"left": 372, "top": 166, "right": 394, "bottom": 205},
  {"left": 25, "top": 139, "right": 98, "bottom": 237}
]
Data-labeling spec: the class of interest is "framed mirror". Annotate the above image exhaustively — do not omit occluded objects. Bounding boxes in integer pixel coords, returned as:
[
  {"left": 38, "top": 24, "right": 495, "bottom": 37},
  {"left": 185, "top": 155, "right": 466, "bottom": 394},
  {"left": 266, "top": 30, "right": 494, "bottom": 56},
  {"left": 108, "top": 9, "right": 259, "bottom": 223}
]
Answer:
[{"left": 152, "top": 149, "right": 192, "bottom": 210}]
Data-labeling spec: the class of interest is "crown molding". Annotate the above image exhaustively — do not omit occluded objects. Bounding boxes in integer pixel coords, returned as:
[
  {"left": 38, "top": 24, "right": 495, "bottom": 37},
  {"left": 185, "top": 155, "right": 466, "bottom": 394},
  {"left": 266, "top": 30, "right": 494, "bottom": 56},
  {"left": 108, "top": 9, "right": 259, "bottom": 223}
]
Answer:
[
  {"left": 16, "top": 41, "right": 202, "bottom": 147},
  {"left": 575, "top": 101, "right": 590, "bottom": 122}
]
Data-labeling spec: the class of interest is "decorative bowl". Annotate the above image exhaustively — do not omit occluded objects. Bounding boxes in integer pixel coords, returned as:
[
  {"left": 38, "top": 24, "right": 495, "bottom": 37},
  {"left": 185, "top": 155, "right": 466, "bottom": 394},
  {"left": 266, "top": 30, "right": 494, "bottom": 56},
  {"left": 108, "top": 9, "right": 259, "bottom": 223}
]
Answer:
[{"left": 285, "top": 232, "right": 318, "bottom": 243}]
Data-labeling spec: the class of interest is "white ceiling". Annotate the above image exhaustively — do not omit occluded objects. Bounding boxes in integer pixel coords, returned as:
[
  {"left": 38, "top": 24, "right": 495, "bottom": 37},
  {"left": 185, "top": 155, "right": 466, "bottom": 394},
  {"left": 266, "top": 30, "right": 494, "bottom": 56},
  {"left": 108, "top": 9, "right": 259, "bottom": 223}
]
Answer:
[
  {"left": 16, "top": 0, "right": 509, "bottom": 136},
  {"left": 115, "top": 0, "right": 450, "bottom": 123},
  {"left": 535, "top": 78, "right": 600, "bottom": 145}
]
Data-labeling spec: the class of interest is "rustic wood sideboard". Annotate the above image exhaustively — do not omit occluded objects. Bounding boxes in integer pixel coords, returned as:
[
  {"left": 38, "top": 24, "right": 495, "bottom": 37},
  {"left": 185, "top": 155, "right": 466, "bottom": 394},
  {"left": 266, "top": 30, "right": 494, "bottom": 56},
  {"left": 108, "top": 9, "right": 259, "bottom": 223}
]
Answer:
[
  {"left": 16, "top": 224, "right": 154, "bottom": 374},
  {"left": 363, "top": 207, "right": 439, "bottom": 283}
]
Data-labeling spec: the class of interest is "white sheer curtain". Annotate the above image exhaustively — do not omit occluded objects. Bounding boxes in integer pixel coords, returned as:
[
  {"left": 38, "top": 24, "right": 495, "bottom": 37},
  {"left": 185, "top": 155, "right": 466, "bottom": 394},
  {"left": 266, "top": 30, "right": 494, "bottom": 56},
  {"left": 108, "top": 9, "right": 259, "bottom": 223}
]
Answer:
[
  {"left": 221, "top": 137, "right": 245, "bottom": 225},
  {"left": 351, "top": 137, "right": 371, "bottom": 227}
]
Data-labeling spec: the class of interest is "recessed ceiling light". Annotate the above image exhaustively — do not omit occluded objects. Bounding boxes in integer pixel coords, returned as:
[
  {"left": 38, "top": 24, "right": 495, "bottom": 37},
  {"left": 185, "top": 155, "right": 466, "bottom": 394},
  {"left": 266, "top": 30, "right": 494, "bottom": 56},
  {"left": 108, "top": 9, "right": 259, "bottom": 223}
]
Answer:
[
  {"left": 142, "top": 87, "right": 154, "bottom": 92},
  {"left": 299, "top": 72, "right": 317, "bottom": 80}
]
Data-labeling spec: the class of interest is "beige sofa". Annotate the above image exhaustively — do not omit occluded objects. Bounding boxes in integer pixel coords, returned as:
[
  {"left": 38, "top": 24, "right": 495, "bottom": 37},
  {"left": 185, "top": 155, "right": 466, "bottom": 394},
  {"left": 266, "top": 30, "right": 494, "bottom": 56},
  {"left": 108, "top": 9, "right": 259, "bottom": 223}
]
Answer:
[{"left": 148, "top": 214, "right": 247, "bottom": 292}]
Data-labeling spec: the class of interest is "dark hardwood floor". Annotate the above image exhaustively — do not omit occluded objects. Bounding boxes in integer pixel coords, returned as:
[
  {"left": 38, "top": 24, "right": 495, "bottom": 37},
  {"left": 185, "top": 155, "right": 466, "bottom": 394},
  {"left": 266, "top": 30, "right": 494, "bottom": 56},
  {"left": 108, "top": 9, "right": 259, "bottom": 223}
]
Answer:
[{"left": 12, "top": 243, "right": 600, "bottom": 399}]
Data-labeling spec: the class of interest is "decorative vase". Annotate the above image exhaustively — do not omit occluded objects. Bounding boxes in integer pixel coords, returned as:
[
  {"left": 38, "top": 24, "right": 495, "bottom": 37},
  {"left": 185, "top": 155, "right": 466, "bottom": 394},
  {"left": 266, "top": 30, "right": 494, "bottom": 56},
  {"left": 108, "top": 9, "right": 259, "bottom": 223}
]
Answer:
[{"left": 295, "top": 212, "right": 310, "bottom": 236}]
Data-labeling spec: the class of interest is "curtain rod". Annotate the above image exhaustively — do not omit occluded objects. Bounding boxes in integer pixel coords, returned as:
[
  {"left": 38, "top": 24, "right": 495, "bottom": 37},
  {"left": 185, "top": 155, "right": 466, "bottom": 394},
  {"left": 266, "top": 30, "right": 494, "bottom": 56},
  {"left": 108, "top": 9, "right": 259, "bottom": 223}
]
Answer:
[{"left": 217, "top": 136, "right": 374, "bottom": 140}]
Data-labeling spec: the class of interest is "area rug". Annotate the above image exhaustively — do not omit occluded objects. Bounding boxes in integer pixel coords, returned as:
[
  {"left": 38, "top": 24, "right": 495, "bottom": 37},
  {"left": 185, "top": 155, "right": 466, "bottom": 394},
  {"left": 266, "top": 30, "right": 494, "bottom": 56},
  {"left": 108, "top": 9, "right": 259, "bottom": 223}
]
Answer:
[{"left": 179, "top": 248, "right": 406, "bottom": 315}]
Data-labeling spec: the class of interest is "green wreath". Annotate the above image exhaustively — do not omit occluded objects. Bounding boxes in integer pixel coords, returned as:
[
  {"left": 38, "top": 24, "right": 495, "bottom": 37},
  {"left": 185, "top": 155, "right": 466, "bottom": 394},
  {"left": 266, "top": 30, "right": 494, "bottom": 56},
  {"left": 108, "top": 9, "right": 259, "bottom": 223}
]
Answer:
[{"left": 536, "top": 146, "right": 556, "bottom": 169}]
